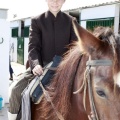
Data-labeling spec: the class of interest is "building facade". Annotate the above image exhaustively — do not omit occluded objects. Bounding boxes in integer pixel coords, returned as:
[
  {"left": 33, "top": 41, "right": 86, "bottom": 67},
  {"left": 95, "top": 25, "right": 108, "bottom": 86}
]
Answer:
[{"left": 10, "top": 1, "right": 120, "bottom": 65}]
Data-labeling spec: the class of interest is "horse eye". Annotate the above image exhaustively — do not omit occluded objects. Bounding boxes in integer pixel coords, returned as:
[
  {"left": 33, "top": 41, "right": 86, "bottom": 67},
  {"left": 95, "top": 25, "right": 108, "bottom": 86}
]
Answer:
[{"left": 96, "top": 90, "right": 106, "bottom": 98}]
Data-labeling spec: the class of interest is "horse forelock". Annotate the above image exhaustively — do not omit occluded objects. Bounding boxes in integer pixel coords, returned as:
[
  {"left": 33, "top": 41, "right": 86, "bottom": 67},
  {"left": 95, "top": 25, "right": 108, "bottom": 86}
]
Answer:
[
  {"left": 93, "top": 27, "right": 120, "bottom": 92},
  {"left": 93, "top": 27, "right": 117, "bottom": 62}
]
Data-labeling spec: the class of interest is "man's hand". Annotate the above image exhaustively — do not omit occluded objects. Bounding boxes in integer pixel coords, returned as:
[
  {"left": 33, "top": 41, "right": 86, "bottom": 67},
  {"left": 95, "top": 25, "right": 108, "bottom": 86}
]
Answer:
[{"left": 32, "top": 65, "right": 43, "bottom": 76}]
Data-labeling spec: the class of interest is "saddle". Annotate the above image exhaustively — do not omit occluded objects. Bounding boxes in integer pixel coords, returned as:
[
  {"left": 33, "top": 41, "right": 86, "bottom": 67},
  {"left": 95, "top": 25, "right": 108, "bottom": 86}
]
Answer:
[
  {"left": 30, "top": 55, "right": 62, "bottom": 104},
  {"left": 17, "top": 58, "right": 62, "bottom": 120}
]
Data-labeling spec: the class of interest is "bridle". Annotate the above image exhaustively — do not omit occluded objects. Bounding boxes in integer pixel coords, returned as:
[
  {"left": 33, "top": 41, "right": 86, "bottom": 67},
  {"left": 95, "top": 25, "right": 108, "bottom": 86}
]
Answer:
[
  {"left": 39, "top": 57, "right": 112, "bottom": 120},
  {"left": 74, "top": 58, "right": 112, "bottom": 120},
  {"left": 87, "top": 59, "right": 112, "bottom": 120}
]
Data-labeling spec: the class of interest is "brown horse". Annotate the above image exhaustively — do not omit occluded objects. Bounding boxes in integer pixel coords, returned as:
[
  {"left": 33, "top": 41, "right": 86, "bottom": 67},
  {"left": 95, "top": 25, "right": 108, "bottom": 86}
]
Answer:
[{"left": 31, "top": 22, "right": 120, "bottom": 120}]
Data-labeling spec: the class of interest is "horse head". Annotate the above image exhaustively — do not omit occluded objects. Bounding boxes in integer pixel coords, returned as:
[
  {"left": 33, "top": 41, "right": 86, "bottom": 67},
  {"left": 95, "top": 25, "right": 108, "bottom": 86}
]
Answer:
[{"left": 73, "top": 21, "right": 120, "bottom": 120}]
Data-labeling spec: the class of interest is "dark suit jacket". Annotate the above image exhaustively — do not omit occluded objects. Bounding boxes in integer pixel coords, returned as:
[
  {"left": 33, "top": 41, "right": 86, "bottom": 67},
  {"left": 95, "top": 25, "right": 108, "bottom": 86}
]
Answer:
[{"left": 28, "top": 10, "right": 77, "bottom": 70}]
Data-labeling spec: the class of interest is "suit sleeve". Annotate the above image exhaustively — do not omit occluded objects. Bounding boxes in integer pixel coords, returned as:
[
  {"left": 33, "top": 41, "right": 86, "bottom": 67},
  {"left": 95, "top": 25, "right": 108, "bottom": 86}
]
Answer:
[{"left": 28, "top": 17, "right": 43, "bottom": 70}]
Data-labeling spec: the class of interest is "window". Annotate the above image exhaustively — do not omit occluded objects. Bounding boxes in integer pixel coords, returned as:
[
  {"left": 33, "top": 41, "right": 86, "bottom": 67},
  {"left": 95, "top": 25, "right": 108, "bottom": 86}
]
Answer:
[
  {"left": 24, "top": 26, "right": 30, "bottom": 37},
  {"left": 12, "top": 28, "right": 18, "bottom": 37}
]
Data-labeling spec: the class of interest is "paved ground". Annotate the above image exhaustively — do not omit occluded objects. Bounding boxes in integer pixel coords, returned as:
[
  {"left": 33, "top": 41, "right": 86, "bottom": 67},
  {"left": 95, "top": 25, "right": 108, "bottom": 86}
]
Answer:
[
  {"left": 0, "top": 62, "right": 26, "bottom": 120},
  {"left": 0, "top": 104, "right": 9, "bottom": 120}
]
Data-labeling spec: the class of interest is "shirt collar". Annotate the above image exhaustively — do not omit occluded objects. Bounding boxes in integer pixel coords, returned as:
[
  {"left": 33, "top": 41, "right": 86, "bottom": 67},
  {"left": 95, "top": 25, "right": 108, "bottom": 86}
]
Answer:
[{"left": 46, "top": 10, "right": 61, "bottom": 20}]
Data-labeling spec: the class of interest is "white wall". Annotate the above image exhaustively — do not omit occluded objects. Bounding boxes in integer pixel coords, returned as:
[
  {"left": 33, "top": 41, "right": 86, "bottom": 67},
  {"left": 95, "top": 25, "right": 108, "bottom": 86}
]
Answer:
[
  {"left": 10, "top": 38, "right": 17, "bottom": 62},
  {"left": 0, "top": 19, "right": 10, "bottom": 103},
  {"left": 10, "top": 21, "right": 19, "bottom": 63},
  {"left": 24, "top": 18, "right": 31, "bottom": 26},
  {"left": 24, "top": 38, "right": 29, "bottom": 65},
  {"left": 81, "top": 5, "right": 116, "bottom": 20},
  {"left": 114, "top": 4, "right": 120, "bottom": 34},
  {"left": 0, "top": 9, "right": 7, "bottom": 19},
  {"left": 10, "top": 21, "right": 19, "bottom": 28},
  {"left": 24, "top": 19, "right": 31, "bottom": 65},
  {"left": 81, "top": 21, "right": 86, "bottom": 29}
]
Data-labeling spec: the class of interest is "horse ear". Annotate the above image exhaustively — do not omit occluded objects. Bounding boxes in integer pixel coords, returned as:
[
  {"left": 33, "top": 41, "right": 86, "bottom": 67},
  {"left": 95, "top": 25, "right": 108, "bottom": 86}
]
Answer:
[{"left": 73, "top": 20, "right": 103, "bottom": 54}]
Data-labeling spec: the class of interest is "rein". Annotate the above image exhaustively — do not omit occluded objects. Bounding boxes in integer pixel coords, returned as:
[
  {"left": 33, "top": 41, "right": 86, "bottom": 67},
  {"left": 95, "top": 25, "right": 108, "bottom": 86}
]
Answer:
[
  {"left": 39, "top": 56, "right": 83, "bottom": 120},
  {"left": 39, "top": 66, "right": 64, "bottom": 120},
  {"left": 74, "top": 58, "right": 112, "bottom": 120}
]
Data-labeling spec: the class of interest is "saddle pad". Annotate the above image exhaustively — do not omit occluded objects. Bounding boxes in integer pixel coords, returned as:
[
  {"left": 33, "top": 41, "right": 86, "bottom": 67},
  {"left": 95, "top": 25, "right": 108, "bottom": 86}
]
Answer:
[
  {"left": 30, "top": 62, "right": 53, "bottom": 102},
  {"left": 30, "top": 55, "right": 62, "bottom": 104}
]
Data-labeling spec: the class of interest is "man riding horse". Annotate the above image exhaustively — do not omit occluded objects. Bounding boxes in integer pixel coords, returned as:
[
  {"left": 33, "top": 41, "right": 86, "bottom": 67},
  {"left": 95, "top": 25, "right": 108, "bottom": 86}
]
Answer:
[{"left": 8, "top": 0, "right": 78, "bottom": 119}]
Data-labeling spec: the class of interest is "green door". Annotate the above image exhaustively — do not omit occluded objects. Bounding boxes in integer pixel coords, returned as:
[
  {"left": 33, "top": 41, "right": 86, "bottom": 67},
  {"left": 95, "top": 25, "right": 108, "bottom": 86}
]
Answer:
[{"left": 17, "top": 37, "right": 24, "bottom": 65}]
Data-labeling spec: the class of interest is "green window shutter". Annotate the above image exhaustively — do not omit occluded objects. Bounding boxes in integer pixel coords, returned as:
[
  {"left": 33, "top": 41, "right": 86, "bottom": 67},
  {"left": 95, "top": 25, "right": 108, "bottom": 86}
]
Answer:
[
  {"left": 87, "top": 18, "right": 114, "bottom": 31},
  {"left": 12, "top": 28, "right": 18, "bottom": 37},
  {"left": 110, "top": 18, "right": 114, "bottom": 27},
  {"left": 24, "top": 26, "right": 30, "bottom": 37},
  {"left": 17, "top": 37, "right": 24, "bottom": 65}
]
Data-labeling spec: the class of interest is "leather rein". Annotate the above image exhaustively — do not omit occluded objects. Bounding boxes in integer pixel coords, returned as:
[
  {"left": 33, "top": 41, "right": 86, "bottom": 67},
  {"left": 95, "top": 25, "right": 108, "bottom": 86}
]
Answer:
[
  {"left": 39, "top": 66, "right": 65, "bottom": 120},
  {"left": 74, "top": 58, "right": 112, "bottom": 120}
]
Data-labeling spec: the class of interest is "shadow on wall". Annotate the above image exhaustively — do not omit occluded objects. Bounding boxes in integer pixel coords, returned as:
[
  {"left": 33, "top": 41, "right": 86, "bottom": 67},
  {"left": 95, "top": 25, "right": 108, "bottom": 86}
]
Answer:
[{"left": 0, "top": 37, "right": 4, "bottom": 44}]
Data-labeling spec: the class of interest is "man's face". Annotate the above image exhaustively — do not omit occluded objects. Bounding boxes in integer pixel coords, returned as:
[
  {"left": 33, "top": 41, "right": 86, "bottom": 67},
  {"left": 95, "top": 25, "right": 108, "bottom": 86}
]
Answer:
[{"left": 46, "top": 0, "right": 65, "bottom": 15}]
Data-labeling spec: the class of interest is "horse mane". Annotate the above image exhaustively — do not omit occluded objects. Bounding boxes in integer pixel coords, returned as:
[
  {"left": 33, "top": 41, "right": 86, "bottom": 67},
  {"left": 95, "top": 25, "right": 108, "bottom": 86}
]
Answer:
[
  {"left": 93, "top": 26, "right": 116, "bottom": 53},
  {"left": 37, "top": 41, "right": 82, "bottom": 120},
  {"left": 37, "top": 26, "right": 118, "bottom": 120}
]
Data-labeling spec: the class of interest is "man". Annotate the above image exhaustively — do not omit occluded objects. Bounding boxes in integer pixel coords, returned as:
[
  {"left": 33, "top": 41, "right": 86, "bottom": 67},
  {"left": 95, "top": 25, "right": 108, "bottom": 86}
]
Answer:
[
  {"left": 29, "top": 0, "right": 77, "bottom": 75},
  {"left": 8, "top": 0, "right": 77, "bottom": 119}
]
